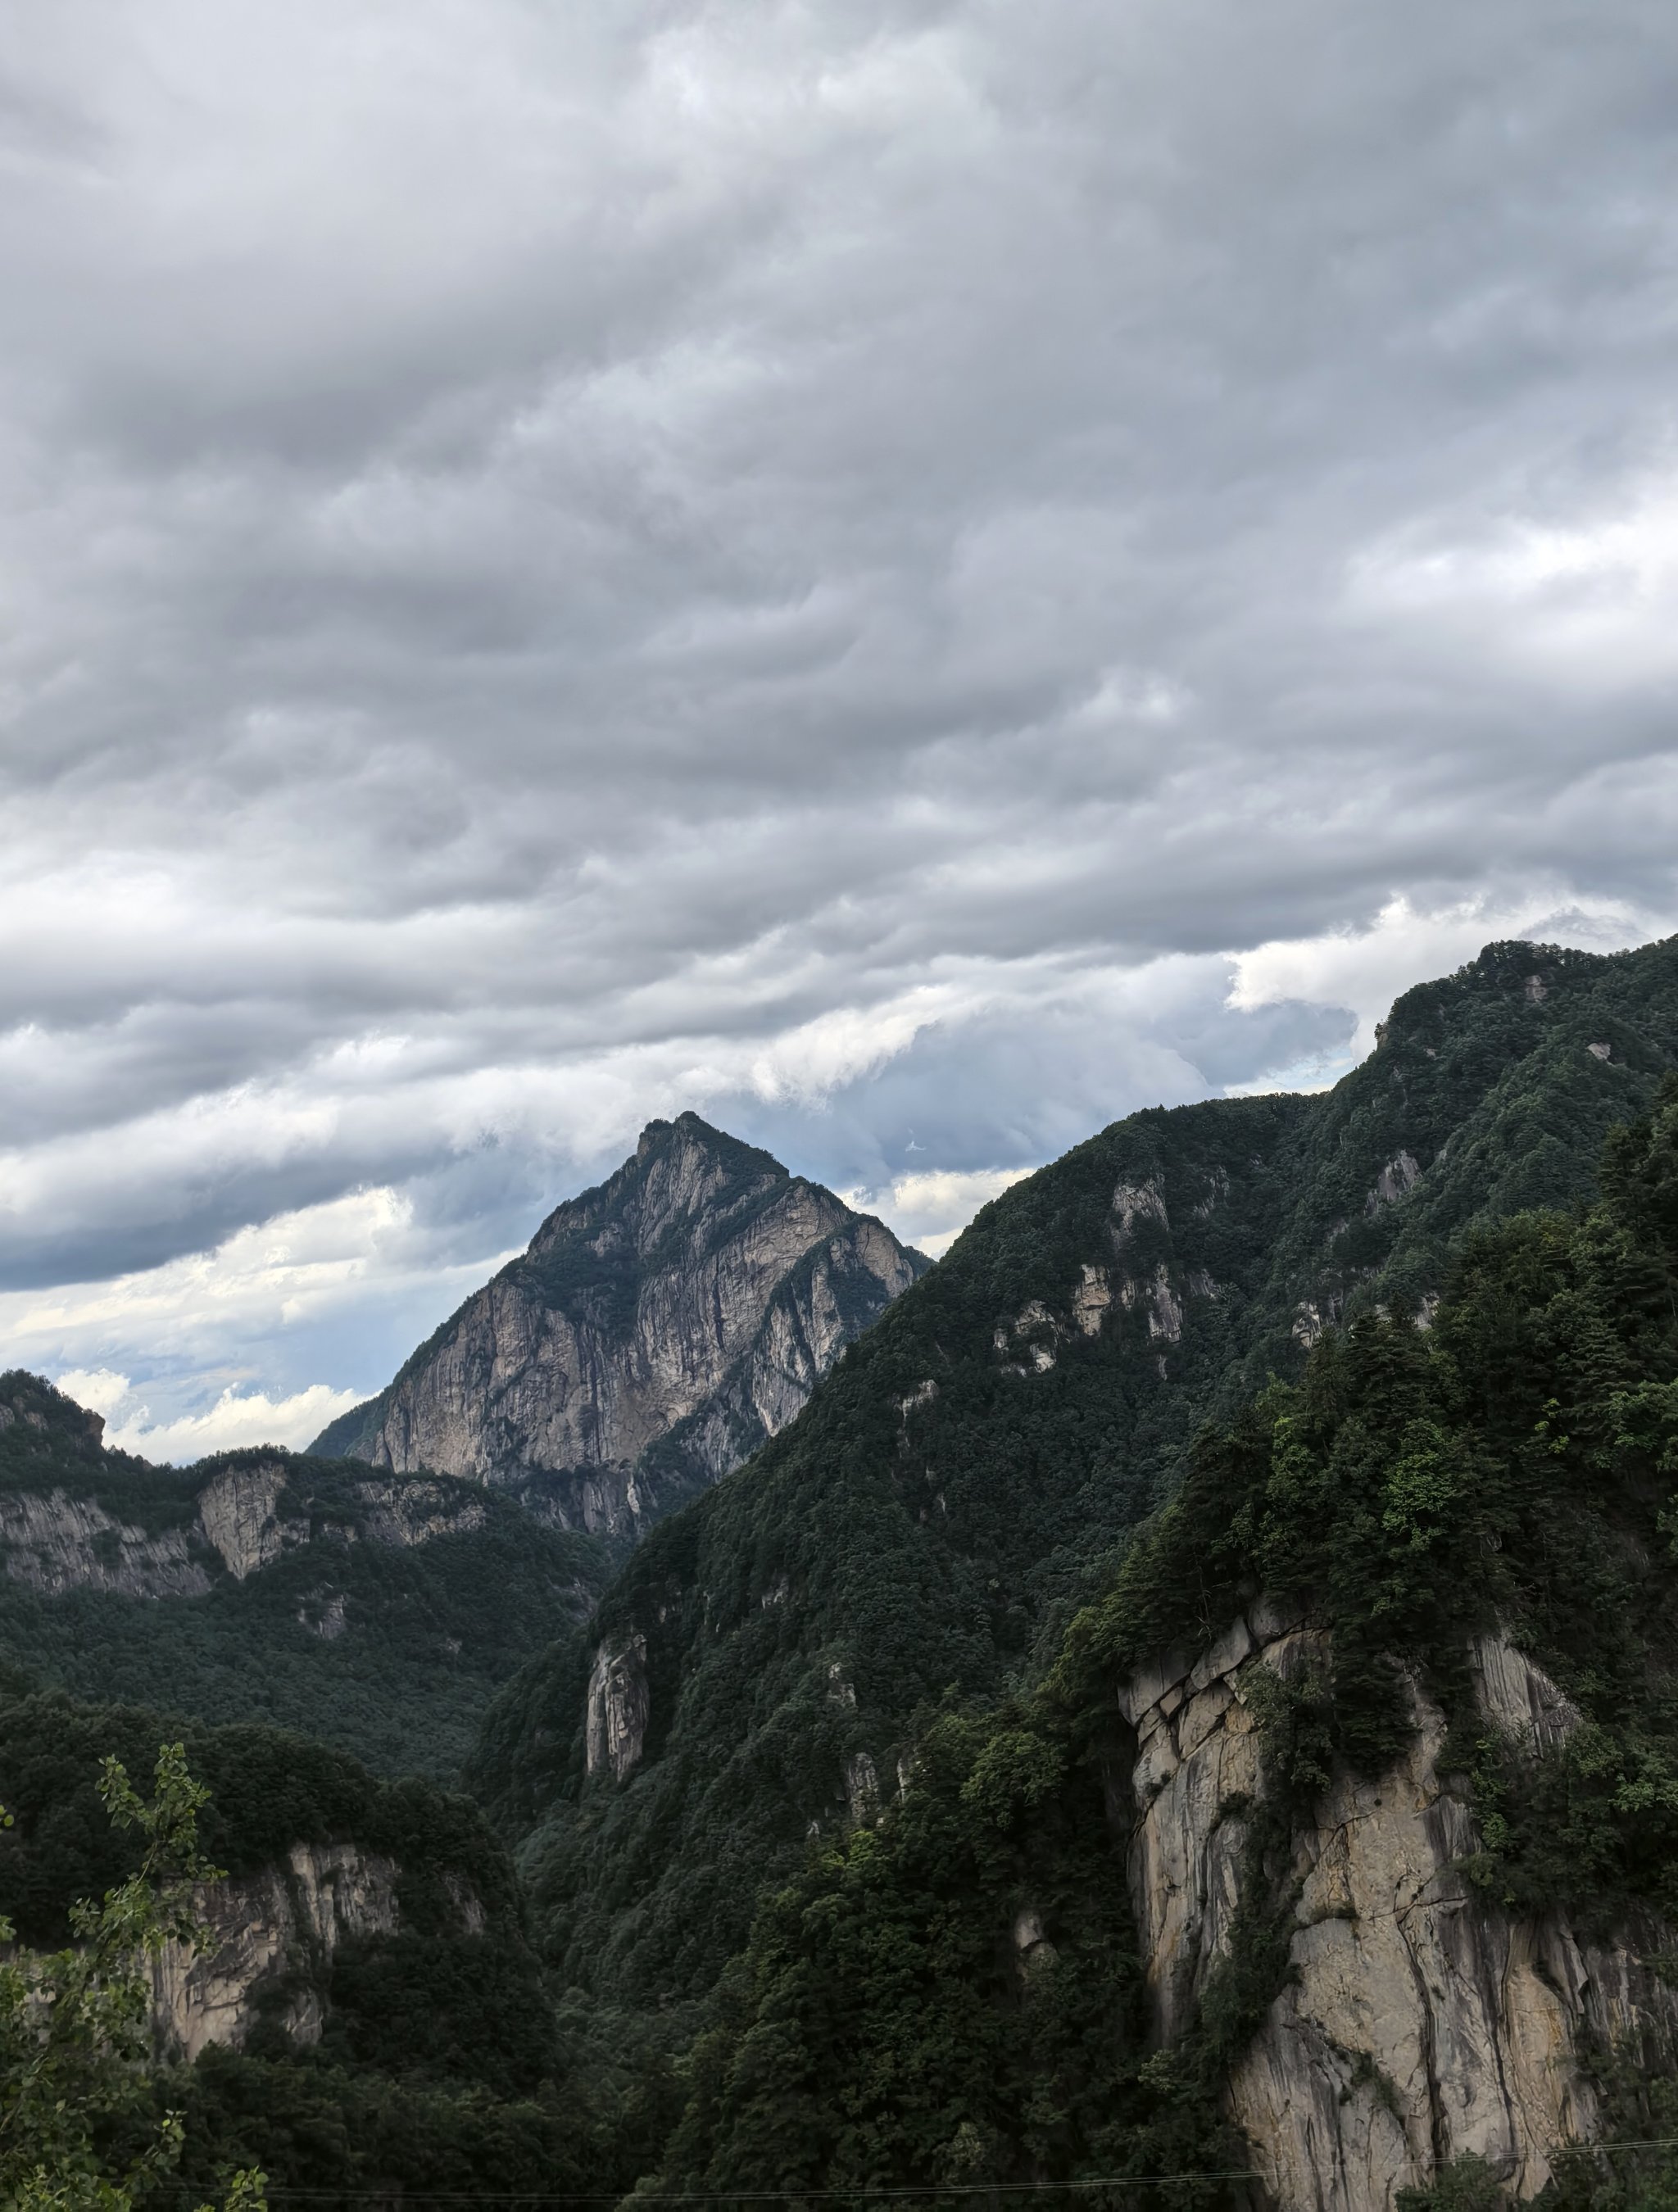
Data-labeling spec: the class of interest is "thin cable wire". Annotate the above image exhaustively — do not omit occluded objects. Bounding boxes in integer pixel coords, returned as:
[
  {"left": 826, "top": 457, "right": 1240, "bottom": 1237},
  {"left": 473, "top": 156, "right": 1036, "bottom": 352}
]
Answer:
[
  {"left": 237, "top": 2178, "right": 1263, "bottom": 2203},
  {"left": 162, "top": 2137, "right": 1678, "bottom": 2202}
]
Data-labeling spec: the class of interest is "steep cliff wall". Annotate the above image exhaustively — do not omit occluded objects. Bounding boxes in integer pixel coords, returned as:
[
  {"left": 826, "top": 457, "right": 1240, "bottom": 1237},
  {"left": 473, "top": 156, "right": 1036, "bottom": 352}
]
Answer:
[
  {"left": 1118, "top": 1614, "right": 1678, "bottom": 2212},
  {"left": 0, "top": 1456, "right": 499, "bottom": 1599},
  {"left": 148, "top": 1841, "right": 400, "bottom": 2060},
  {"left": 317, "top": 1116, "right": 922, "bottom": 1538},
  {"left": 584, "top": 1635, "right": 650, "bottom": 1782},
  {"left": 0, "top": 1489, "right": 211, "bottom": 1598}
]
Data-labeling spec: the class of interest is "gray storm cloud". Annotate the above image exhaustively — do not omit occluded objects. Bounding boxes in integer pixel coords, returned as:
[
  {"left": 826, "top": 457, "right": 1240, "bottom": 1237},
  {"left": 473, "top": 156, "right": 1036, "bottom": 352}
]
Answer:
[{"left": 2, "top": 0, "right": 1676, "bottom": 1432}]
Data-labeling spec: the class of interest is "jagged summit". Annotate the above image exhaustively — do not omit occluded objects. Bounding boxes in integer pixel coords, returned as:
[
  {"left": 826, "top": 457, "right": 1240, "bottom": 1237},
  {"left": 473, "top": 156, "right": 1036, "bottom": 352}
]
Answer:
[
  {"left": 633, "top": 1110, "right": 782, "bottom": 1169},
  {"left": 310, "top": 1115, "right": 924, "bottom": 1539}
]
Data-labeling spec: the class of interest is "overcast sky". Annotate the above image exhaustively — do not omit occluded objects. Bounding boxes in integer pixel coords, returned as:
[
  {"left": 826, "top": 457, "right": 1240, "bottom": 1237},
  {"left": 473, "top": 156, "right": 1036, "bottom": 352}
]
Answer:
[{"left": 4, "top": 0, "right": 1677, "bottom": 1457}]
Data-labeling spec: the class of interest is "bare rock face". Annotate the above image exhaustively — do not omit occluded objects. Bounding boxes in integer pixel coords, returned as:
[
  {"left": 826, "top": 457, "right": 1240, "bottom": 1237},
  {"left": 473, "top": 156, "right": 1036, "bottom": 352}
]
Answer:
[
  {"left": 0, "top": 1367, "right": 509, "bottom": 1620},
  {"left": 1120, "top": 1616, "right": 1678, "bottom": 2212},
  {"left": 0, "top": 1489, "right": 211, "bottom": 1598},
  {"left": 351, "top": 1477, "right": 488, "bottom": 1548},
  {"left": 314, "top": 1116, "right": 923, "bottom": 1539},
  {"left": 1367, "top": 1150, "right": 1423, "bottom": 1212},
  {"left": 197, "top": 1461, "right": 298, "bottom": 1580},
  {"left": 147, "top": 1843, "right": 401, "bottom": 2060},
  {"left": 585, "top": 1634, "right": 651, "bottom": 1780}
]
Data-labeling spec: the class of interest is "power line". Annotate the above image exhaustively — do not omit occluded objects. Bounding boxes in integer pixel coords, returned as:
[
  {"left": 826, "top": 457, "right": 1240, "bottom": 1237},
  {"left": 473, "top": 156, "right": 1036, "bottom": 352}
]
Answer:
[
  {"left": 240, "top": 2178, "right": 1262, "bottom": 2204},
  {"left": 169, "top": 2138, "right": 1678, "bottom": 2205}
]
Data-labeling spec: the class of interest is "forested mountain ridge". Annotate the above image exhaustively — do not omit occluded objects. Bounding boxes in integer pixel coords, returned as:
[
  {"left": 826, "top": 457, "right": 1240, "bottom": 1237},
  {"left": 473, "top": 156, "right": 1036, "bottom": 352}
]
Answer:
[
  {"left": 0, "top": 1374, "right": 606, "bottom": 1777},
  {"left": 0, "top": 1120, "right": 920, "bottom": 1779},
  {"left": 311, "top": 1113, "right": 925, "bottom": 1539},
  {"left": 6, "top": 936, "right": 1678, "bottom": 2212},
  {"left": 477, "top": 934, "right": 1678, "bottom": 2007},
  {"left": 656, "top": 1085, "right": 1678, "bottom": 2210}
]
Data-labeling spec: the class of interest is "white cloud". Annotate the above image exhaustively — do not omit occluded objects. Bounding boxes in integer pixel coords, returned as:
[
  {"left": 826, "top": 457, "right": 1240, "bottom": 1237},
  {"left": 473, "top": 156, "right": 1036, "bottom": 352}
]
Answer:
[
  {"left": 72, "top": 1378, "right": 363, "bottom": 1464},
  {"left": 3, "top": 1188, "right": 519, "bottom": 1445},
  {"left": 846, "top": 1167, "right": 1036, "bottom": 1259},
  {"left": 1345, "top": 467, "right": 1678, "bottom": 684},
  {"left": 1227, "top": 891, "right": 1666, "bottom": 1062},
  {"left": 53, "top": 1362, "right": 364, "bottom": 1463},
  {"left": 53, "top": 1367, "right": 134, "bottom": 1419}
]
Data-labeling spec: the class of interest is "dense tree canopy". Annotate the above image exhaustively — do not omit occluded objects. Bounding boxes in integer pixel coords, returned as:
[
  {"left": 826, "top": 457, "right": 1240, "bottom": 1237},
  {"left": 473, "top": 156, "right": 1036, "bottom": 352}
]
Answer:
[{"left": 660, "top": 1090, "right": 1678, "bottom": 2200}]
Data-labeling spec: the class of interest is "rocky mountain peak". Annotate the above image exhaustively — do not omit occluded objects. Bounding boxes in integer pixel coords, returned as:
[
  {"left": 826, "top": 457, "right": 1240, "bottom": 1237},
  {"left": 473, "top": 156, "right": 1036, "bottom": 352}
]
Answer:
[
  {"left": 548, "top": 1113, "right": 791, "bottom": 1268},
  {"left": 310, "top": 1117, "right": 924, "bottom": 1539},
  {"left": 633, "top": 1109, "right": 773, "bottom": 1169}
]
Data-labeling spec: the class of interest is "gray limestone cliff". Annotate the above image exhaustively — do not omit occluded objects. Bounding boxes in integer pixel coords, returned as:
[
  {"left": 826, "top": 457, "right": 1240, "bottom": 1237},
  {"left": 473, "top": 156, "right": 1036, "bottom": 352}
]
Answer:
[
  {"left": 1118, "top": 1613, "right": 1678, "bottom": 2212},
  {"left": 0, "top": 1489, "right": 211, "bottom": 1598},
  {"left": 0, "top": 1457, "right": 497, "bottom": 1600},
  {"left": 585, "top": 1634, "right": 651, "bottom": 1781},
  {"left": 143, "top": 1839, "right": 502, "bottom": 2063},
  {"left": 312, "top": 1114, "right": 923, "bottom": 1538},
  {"left": 148, "top": 1842, "right": 400, "bottom": 2060}
]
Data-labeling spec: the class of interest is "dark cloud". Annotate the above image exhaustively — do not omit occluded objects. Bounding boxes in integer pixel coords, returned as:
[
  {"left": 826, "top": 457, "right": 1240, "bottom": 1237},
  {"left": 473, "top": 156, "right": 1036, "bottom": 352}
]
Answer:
[{"left": 2, "top": 0, "right": 1676, "bottom": 1427}]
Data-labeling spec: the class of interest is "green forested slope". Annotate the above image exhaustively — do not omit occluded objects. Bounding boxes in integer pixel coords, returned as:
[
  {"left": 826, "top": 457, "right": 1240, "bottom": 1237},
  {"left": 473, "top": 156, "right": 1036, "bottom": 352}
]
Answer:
[
  {"left": 0, "top": 1686, "right": 628, "bottom": 2200},
  {"left": 0, "top": 1382, "right": 606, "bottom": 1778},
  {"left": 481, "top": 935, "right": 1678, "bottom": 2004},
  {"left": 0, "top": 1690, "right": 556, "bottom": 2106},
  {"left": 651, "top": 1086, "right": 1678, "bottom": 2205}
]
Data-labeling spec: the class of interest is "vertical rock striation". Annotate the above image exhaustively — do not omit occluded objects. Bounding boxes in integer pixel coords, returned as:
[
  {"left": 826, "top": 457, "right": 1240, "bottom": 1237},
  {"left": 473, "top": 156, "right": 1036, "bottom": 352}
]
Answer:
[
  {"left": 147, "top": 1843, "right": 400, "bottom": 2060},
  {"left": 197, "top": 1462, "right": 297, "bottom": 1580},
  {"left": 1119, "top": 1616, "right": 1678, "bottom": 2212},
  {"left": 585, "top": 1634, "right": 651, "bottom": 1781},
  {"left": 0, "top": 1490, "right": 211, "bottom": 1597}
]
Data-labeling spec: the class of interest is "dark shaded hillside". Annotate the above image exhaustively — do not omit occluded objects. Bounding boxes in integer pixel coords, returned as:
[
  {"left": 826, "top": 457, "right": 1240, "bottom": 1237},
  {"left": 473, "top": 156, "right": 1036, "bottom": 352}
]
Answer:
[
  {"left": 474, "top": 935, "right": 1678, "bottom": 2004},
  {"left": 0, "top": 1685, "right": 628, "bottom": 2201},
  {"left": 0, "top": 1689, "right": 521, "bottom": 1955},
  {"left": 0, "top": 1687, "right": 552, "bottom": 2101},
  {"left": 0, "top": 1378, "right": 606, "bottom": 1778},
  {"left": 651, "top": 1086, "right": 1678, "bottom": 2205}
]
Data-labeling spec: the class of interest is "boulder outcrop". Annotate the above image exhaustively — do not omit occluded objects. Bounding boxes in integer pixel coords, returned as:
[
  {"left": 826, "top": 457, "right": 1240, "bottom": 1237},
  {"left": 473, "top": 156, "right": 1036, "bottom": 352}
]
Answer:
[{"left": 197, "top": 1462, "right": 297, "bottom": 1580}]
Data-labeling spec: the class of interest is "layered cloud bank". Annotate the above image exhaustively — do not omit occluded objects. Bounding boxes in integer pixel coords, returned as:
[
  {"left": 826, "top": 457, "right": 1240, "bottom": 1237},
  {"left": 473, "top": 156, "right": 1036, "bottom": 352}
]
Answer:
[
  {"left": 53, "top": 1367, "right": 362, "bottom": 1462},
  {"left": 2, "top": 2, "right": 1676, "bottom": 1448}
]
